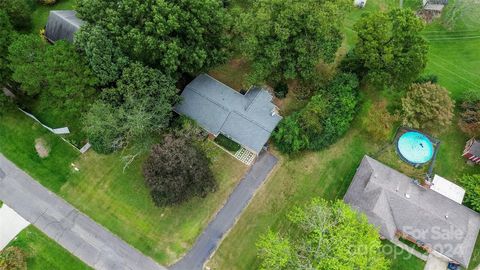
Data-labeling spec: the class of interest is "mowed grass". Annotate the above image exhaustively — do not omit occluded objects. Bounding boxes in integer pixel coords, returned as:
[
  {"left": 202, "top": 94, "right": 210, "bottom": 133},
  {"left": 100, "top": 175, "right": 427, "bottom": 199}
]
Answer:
[
  {"left": 209, "top": 2, "right": 480, "bottom": 270},
  {"left": 58, "top": 140, "right": 247, "bottom": 264},
  {"left": 381, "top": 241, "right": 425, "bottom": 270},
  {"left": 208, "top": 129, "right": 373, "bottom": 269},
  {"left": 7, "top": 226, "right": 90, "bottom": 270},
  {"left": 0, "top": 109, "right": 247, "bottom": 265},
  {"left": 0, "top": 110, "right": 79, "bottom": 192}
]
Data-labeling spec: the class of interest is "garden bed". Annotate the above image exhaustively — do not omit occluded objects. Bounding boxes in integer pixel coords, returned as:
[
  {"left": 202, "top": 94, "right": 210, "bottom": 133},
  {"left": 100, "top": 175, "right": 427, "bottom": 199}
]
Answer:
[{"left": 214, "top": 134, "right": 242, "bottom": 153}]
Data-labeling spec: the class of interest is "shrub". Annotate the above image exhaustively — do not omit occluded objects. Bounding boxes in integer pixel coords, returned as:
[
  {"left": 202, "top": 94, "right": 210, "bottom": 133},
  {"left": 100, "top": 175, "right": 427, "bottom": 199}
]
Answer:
[
  {"left": 307, "top": 73, "right": 359, "bottom": 150},
  {"left": 273, "top": 113, "right": 309, "bottom": 154},
  {"left": 362, "top": 100, "right": 399, "bottom": 142},
  {"left": 143, "top": 136, "right": 217, "bottom": 206},
  {"left": 458, "top": 90, "right": 480, "bottom": 137},
  {"left": 214, "top": 134, "right": 241, "bottom": 152},
  {"left": 459, "top": 174, "right": 480, "bottom": 212},
  {"left": 0, "top": 247, "right": 27, "bottom": 270},
  {"left": 274, "top": 82, "right": 289, "bottom": 99},
  {"left": 401, "top": 83, "right": 454, "bottom": 132},
  {"left": 273, "top": 73, "right": 359, "bottom": 153},
  {"left": 0, "top": 0, "right": 33, "bottom": 31},
  {"left": 414, "top": 74, "right": 438, "bottom": 84}
]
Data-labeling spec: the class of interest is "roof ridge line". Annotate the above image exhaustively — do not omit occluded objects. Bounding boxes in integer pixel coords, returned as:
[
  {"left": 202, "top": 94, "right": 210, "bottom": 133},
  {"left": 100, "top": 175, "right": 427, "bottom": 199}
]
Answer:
[
  {"left": 187, "top": 86, "right": 231, "bottom": 113},
  {"left": 229, "top": 111, "right": 271, "bottom": 133}
]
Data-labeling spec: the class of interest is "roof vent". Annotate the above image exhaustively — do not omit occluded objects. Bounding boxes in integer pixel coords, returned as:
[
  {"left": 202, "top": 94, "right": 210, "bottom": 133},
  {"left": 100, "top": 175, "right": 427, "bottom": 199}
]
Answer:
[
  {"left": 445, "top": 214, "right": 449, "bottom": 219},
  {"left": 405, "top": 193, "right": 411, "bottom": 199}
]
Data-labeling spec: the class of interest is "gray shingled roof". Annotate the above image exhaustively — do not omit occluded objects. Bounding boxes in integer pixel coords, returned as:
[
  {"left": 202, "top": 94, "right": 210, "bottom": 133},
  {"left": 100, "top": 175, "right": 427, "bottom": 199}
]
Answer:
[
  {"left": 45, "top": 10, "right": 85, "bottom": 43},
  {"left": 174, "top": 74, "right": 282, "bottom": 154},
  {"left": 468, "top": 139, "right": 480, "bottom": 157},
  {"left": 344, "top": 156, "right": 480, "bottom": 267}
]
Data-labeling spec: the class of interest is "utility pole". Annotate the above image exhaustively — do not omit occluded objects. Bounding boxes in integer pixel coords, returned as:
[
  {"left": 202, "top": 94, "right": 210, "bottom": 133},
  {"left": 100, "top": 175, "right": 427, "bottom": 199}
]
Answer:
[{"left": 400, "top": 0, "right": 404, "bottom": 8}]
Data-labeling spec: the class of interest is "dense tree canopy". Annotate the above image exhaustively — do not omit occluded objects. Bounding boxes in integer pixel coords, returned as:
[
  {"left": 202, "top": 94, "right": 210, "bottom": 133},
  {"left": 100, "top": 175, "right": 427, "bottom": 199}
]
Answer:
[
  {"left": 75, "top": 24, "right": 129, "bottom": 86},
  {"left": 273, "top": 73, "right": 359, "bottom": 153},
  {"left": 257, "top": 199, "right": 389, "bottom": 270},
  {"left": 0, "top": 10, "right": 13, "bottom": 85},
  {"left": 0, "top": 0, "right": 32, "bottom": 31},
  {"left": 8, "top": 36, "right": 97, "bottom": 112},
  {"left": 354, "top": 9, "right": 428, "bottom": 89},
  {"left": 401, "top": 83, "right": 454, "bottom": 132},
  {"left": 143, "top": 135, "right": 216, "bottom": 206},
  {"left": 236, "top": 0, "right": 350, "bottom": 84},
  {"left": 76, "top": 0, "right": 230, "bottom": 76},
  {"left": 83, "top": 63, "right": 179, "bottom": 153},
  {"left": 459, "top": 174, "right": 480, "bottom": 212}
]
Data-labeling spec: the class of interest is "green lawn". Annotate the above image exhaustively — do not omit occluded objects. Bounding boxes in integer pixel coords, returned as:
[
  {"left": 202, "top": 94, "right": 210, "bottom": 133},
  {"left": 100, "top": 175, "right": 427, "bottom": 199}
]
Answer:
[
  {"left": 0, "top": 109, "right": 247, "bottom": 265},
  {"left": 209, "top": 2, "right": 480, "bottom": 270},
  {"left": 7, "top": 226, "right": 90, "bottom": 270},
  {"left": 58, "top": 141, "right": 247, "bottom": 264},
  {"left": 0, "top": 110, "right": 79, "bottom": 193},
  {"left": 381, "top": 241, "right": 425, "bottom": 270}
]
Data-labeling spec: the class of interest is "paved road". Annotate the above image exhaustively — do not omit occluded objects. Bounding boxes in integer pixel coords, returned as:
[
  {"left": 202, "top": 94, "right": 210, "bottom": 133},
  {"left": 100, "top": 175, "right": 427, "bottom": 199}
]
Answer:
[
  {"left": 0, "top": 154, "right": 166, "bottom": 270},
  {"left": 171, "top": 152, "right": 278, "bottom": 270}
]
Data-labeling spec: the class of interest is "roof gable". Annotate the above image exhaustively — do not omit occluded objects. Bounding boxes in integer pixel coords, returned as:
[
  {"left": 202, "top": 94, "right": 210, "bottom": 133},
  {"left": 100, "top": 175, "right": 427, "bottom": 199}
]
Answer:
[{"left": 45, "top": 10, "right": 85, "bottom": 43}]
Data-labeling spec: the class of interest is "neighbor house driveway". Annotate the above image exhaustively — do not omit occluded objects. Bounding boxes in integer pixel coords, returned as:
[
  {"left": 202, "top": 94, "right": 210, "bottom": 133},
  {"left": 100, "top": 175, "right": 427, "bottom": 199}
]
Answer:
[
  {"left": 171, "top": 151, "right": 278, "bottom": 270},
  {"left": 0, "top": 204, "right": 30, "bottom": 250},
  {"left": 0, "top": 154, "right": 166, "bottom": 270}
]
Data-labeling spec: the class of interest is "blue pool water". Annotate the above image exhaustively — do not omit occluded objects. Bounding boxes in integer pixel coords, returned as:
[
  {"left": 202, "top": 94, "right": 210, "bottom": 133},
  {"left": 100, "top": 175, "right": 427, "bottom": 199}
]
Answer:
[{"left": 397, "top": 132, "right": 434, "bottom": 164}]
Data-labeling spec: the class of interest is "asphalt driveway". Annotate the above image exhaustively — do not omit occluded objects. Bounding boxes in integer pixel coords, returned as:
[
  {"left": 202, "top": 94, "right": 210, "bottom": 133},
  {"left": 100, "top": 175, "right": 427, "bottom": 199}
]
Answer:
[
  {"left": 0, "top": 154, "right": 166, "bottom": 270},
  {"left": 171, "top": 151, "right": 278, "bottom": 270}
]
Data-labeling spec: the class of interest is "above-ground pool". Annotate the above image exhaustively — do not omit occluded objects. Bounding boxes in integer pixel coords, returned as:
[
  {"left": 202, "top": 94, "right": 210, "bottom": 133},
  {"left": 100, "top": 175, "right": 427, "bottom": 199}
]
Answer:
[{"left": 397, "top": 131, "right": 434, "bottom": 164}]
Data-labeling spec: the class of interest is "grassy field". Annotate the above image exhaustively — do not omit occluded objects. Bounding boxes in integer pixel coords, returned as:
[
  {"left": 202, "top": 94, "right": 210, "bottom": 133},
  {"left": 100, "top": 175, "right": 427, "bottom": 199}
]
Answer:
[
  {"left": 0, "top": 108, "right": 248, "bottom": 265},
  {"left": 209, "top": 1, "right": 480, "bottom": 270},
  {"left": 7, "top": 226, "right": 90, "bottom": 270},
  {"left": 59, "top": 141, "right": 247, "bottom": 264},
  {"left": 381, "top": 241, "right": 426, "bottom": 270},
  {"left": 0, "top": 110, "right": 79, "bottom": 192}
]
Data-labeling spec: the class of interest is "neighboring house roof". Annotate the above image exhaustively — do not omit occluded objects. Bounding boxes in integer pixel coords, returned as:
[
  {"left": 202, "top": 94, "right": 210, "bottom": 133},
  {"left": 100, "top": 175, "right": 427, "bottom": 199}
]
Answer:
[
  {"left": 344, "top": 156, "right": 480, "bottom": 267},
  {"left": 467, "top": 139, "right": 480, "bottom": 156},
  {"left": 45, "top": 10, "right": 85, "bottom": 43},
  {"left": 174, "top": 74, "right": 282, "bottom": 154}
]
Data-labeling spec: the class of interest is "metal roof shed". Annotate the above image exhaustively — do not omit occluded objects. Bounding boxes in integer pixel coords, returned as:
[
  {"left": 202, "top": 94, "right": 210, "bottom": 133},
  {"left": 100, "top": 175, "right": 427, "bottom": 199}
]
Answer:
[{"left": 45, "top": 10, "right": 85, "bottom": 43}]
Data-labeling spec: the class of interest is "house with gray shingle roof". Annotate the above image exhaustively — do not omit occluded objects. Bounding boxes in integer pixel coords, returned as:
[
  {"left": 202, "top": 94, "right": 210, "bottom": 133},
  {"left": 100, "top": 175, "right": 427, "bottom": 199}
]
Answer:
[
  {"left": 463, "top": 138, "right": 480, "bottom": 164},
  {"left": 344, "top": 156, "right": 480, "bottom": 268},
  {"left": 45, "top": 10, "right": 85, "bottom": 43},
  {"left": 174, "top": 74, "right": 282, "bottom": 156}
]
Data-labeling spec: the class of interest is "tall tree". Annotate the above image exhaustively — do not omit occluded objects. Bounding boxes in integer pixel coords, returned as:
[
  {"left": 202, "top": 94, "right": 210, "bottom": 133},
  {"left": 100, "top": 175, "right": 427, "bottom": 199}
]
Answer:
[
  {"left": 75, "top": 24, "right": 129, "bottom": 86},
  {"left": 8, "top": 36, "right": 96, "bottom": 112},
  {"left": 143, "top": 135, "right": 217, "bottom": 206},
  {"left": 83, "top": 63, "right": 179, "bottom": 153},
  {"left": 257, "top": 199, "right": 389, "bottom": 270},
  {"left": 0, "top": 10, "right": 13, "bottom": 85},
  {"left": 236, "top": 0, "right": 350, "bottom": 85},
  {"left": 401, "top": 83, "right": 454, "bottom": 132},
  {"left": 0, "top": 0, "right": 32, "bottom": 31},
  {"left": 354, "top": 9, "right": 428, "bottom": 89},
  {"left": 459, "top": 174, "right": 480, "bottom": 212},
  {"left": 76, "top": 0, "right": 230, "bottom": 76}
]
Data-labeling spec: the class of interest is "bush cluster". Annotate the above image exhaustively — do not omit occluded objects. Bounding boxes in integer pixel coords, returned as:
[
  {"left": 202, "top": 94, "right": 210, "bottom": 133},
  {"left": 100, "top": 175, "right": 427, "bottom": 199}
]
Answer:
[{"left": 273, "top": 73, "right": 359, "bottom": 154}]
